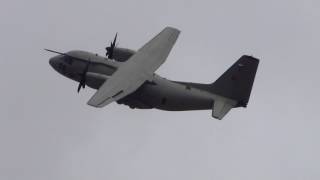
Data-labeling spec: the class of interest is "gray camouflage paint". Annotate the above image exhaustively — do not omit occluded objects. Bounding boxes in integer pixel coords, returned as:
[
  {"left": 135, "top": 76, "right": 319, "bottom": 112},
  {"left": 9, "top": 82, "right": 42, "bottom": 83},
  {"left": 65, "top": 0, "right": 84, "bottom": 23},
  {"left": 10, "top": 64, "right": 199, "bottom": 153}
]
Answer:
[{"left": 1, "top": 0, "right": 320, "bottom": 180}]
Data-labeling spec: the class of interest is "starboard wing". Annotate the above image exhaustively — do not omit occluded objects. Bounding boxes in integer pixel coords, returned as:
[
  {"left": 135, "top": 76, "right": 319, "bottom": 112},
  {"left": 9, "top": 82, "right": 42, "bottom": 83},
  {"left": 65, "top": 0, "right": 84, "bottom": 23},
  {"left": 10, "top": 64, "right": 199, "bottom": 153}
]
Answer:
[{"left": 87, "top": 27, "right": 180, "bottom": 107}]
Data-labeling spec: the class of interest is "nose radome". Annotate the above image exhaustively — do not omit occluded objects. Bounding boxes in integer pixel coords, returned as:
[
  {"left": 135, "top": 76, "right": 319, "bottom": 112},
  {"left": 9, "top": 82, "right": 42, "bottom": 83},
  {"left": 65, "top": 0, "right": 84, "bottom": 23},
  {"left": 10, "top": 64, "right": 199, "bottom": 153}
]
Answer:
[{"left": 49, "top": 56, "right": 59, "bottom": 70}]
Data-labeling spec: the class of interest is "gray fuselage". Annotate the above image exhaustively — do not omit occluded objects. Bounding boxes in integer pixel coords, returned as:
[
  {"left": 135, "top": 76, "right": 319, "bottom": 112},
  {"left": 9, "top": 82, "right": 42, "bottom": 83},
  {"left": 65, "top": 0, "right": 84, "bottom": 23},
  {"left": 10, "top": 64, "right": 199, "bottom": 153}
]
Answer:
[{"left": 49, "top": 50, "right": 215, "bottom": 111}]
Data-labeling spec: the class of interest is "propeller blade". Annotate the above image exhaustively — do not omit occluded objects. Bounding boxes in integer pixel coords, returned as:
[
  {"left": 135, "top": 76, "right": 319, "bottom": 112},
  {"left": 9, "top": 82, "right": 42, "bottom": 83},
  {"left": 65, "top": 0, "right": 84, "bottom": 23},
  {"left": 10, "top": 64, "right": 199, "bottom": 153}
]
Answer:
[
  {"left": 105, "top": 33, "right": 118, "bottom": 59},
  {"left": 77, "top": 82, "right": 82, "bottom": 93},
  {"left": 77, "top": 60, "right": 90, "bottom": 93},
  {"left": 112, "top": 33, "right": 117, "bottom": 47}
]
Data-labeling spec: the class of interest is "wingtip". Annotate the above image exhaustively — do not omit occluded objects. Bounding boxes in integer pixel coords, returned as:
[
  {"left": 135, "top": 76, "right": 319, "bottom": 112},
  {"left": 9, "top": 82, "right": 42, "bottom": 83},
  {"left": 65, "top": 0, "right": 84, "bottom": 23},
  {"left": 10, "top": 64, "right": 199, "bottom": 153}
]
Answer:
[
  {"left": 87, "top": 100, "right": 101, "bottom": 108},
  {"left": 165, "top": 26, "right": 181, "bottom": 33}
]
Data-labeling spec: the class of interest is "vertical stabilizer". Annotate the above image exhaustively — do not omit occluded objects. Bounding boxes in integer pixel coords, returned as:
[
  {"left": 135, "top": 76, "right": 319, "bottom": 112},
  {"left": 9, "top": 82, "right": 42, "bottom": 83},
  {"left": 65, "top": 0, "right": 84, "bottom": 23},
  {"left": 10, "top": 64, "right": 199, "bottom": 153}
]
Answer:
[{"left": 210, "top": 55, "right": 259, "bottom": 107}]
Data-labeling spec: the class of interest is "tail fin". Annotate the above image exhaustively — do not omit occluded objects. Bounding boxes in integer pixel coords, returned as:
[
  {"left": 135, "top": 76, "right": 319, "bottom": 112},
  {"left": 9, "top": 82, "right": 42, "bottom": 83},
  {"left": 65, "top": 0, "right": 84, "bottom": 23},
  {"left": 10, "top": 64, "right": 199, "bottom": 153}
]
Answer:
[
  {"left": 211, "top": 55, "right": 259, "bottom": 107},
  {"left": 210, "top": 55, "right": 259, "bottom": 120}
]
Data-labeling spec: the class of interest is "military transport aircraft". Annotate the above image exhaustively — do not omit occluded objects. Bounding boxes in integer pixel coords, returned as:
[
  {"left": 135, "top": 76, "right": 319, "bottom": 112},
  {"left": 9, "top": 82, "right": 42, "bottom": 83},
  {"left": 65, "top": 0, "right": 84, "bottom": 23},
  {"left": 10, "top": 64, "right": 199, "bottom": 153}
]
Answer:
[{"left": 46, "top": 27, "right": 259, "bottom": 120}]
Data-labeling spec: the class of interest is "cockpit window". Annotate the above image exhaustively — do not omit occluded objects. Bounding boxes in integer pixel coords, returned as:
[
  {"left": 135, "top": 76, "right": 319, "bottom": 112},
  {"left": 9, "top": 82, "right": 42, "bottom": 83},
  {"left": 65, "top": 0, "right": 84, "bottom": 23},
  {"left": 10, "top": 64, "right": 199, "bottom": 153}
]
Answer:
[
  {"left": 58, "top": 63, "right": 66, "bottom": 73},
  {"left": 63, "top": 56, "right": 73, "bottom": 65}
]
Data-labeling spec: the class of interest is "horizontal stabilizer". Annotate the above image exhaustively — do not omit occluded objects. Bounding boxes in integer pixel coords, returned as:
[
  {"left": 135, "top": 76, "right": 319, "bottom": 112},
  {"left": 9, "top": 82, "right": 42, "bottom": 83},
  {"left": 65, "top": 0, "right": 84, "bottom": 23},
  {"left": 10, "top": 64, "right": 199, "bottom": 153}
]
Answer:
[{"left": 212, "top": 99, "right": 235, "bottom": 120}]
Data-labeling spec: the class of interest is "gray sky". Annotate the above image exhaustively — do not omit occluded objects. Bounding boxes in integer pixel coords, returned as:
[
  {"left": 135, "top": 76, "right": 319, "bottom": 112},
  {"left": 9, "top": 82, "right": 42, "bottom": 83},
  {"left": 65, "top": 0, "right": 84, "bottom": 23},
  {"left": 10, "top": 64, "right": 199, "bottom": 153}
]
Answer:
[{"left": 1, "top": 0, "right": 320, "bottom": 179}]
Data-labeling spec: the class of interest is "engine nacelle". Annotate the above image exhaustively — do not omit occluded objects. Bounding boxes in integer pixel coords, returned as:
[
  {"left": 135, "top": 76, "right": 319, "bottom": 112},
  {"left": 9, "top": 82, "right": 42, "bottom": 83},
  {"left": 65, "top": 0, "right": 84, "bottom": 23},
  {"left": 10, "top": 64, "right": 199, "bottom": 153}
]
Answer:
[{"left": 112, "top": 47, "right": 136, "bottom": 62}]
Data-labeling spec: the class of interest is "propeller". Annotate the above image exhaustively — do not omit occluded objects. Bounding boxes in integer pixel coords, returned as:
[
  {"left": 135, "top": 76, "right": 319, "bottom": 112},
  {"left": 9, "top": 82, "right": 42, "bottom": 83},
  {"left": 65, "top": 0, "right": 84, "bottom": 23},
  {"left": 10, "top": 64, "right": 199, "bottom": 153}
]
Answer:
[
  {"left": 77, "top": 60, "right": 90, "bottom": 93},
  {"left": 105, "top": 33, "right": 118, "bottom": 59}
]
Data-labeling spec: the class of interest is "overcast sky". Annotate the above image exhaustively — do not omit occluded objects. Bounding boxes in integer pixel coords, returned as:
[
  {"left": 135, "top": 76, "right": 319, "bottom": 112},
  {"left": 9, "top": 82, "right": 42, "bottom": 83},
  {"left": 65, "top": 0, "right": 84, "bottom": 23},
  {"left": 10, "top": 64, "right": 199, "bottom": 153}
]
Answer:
[{"left": 1, "top": 0, "right": 320, "bottom": 180}]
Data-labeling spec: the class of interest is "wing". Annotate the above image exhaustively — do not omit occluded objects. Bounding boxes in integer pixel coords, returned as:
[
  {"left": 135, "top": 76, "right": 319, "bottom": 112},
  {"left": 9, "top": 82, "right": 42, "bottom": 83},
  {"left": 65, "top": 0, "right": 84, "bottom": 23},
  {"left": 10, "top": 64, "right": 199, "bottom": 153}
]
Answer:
[{"left": 87, "top": 27, "right": 180, "bottom": 107}]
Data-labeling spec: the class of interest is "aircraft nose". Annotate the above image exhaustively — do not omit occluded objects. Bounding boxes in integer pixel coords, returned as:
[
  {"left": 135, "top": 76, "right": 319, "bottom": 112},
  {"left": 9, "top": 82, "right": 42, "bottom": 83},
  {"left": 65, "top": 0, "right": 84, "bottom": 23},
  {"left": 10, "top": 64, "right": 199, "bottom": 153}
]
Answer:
[{"left": 49, "top": 56, "right": 59, "bottom": 70}]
